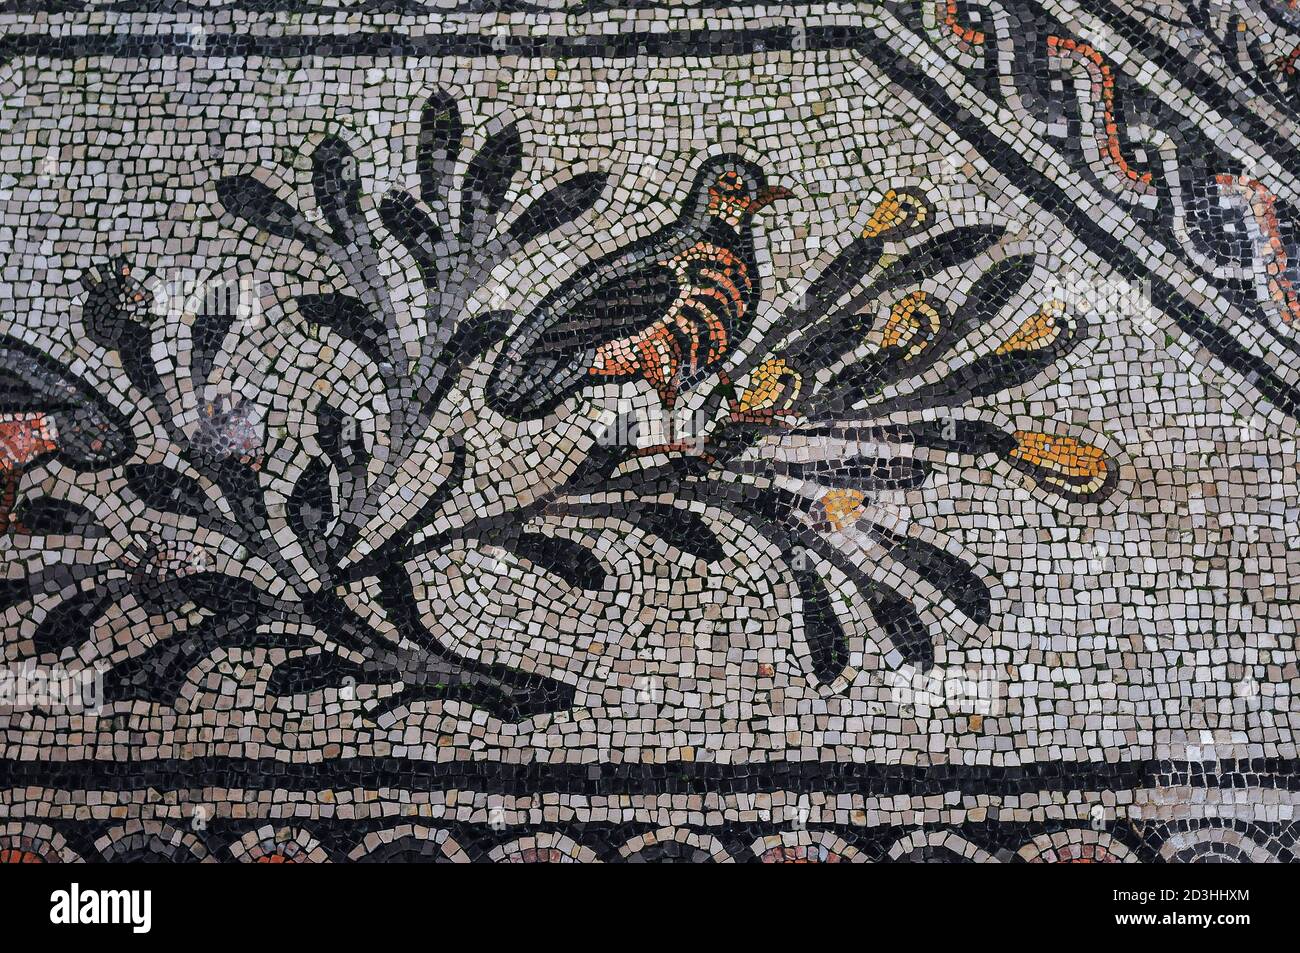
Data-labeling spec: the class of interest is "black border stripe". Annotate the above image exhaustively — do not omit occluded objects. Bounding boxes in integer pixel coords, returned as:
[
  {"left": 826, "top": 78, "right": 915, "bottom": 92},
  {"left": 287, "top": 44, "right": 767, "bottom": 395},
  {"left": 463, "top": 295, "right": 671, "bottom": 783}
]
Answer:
[
  {"left": 850, "top": 29, "right": 1300, "bottom": 422},
  {"left": 0, "top": 757, "right": 1295, "bottom": 793},
  {"left": 1078, "top": 0, "right": 1300, "bottom": 187}
]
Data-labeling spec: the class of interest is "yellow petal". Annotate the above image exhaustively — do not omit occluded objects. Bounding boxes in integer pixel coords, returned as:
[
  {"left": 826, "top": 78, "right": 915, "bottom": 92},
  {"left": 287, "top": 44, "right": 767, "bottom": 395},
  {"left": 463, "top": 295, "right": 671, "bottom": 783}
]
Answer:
[
  {"left": 739, "top": 357, "right": 802, "bottom": 412},
  {"left": 1009, "top": 431, "right": 1110, "bottom": 494},
  {"left": 997, "top": 300, "right": 1067, "bottom": 354},
  {"left": 861, "top": 189, "right": 929, "bottom": 239},
  {"left": 879, "top": 291, "right": 940, "bottom": 358},
  {"left": 816, "top": 489, "right": 867, "bottom": 531}
]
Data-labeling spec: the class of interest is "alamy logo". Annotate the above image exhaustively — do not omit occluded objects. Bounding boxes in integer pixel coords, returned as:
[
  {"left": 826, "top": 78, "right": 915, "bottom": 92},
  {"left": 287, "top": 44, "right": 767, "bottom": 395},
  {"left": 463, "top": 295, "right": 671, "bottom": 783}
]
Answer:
[{"left": 49, "top": 883, "right": 152, "bottom": 934}]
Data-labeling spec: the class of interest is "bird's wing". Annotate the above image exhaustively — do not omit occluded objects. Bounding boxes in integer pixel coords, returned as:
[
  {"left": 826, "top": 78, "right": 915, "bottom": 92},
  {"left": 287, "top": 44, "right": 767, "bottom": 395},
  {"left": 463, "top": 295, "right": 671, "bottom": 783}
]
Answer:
[
  {"left": 487, "top": 233, "right": 689, "bottom": 418},
  {"left": 531, "top": 257, "right": 683, "bottom": 357}
]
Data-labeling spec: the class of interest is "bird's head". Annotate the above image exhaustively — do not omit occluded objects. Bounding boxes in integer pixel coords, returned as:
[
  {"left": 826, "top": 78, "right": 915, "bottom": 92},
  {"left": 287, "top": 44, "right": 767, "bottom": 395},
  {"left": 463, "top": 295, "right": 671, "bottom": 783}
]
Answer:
[{"left": 687, "top": 155, "right": 793, "bottom": 230}]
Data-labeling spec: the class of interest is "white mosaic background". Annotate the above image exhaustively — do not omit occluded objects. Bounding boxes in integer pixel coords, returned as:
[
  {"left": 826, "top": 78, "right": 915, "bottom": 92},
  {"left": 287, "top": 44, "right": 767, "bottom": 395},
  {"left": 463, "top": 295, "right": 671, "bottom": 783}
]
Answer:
[{"left": 1, "top": 41, "right": 1297, "bottom": 770}]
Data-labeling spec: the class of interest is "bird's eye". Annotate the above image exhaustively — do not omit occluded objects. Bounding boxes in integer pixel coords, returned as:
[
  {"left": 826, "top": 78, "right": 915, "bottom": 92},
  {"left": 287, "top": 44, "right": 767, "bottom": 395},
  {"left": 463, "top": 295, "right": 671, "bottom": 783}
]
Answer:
[{"left": 718, "top": 172, "right": 743, "bottom": 192}]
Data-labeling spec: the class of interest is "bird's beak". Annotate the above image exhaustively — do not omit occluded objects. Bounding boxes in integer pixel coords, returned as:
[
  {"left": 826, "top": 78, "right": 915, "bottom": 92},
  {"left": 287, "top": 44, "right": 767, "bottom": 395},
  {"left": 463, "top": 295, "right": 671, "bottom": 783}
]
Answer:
[{"left": 752, "top": 185, "right": 794, "bottom": 212}]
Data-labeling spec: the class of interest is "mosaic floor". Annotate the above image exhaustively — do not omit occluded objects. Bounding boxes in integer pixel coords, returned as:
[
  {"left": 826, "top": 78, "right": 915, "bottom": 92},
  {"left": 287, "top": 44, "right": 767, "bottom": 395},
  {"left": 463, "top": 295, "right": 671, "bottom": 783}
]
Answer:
[{"left": 1, "top": 0, "right": 1299, "bottom": 863}]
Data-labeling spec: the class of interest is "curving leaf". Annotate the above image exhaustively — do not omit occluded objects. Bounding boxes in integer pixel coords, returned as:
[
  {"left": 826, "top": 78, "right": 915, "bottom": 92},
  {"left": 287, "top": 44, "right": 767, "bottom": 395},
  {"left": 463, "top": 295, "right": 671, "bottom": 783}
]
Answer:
[
  {"left": 793, "top": 567, "right": 851, "bottom": 685},
  {"left": 419, "top": 310, "right": 511, "bottom": 414},
  {"left": 189, "top": 307, "right": 238, "bottom": 389},
  {"left": 865, "top": 585, "right": 934, "bottom": 671},
  {"left": 115, "top": 319, "right": 167, "bottom": 409},
  {"left": 621, "top": 502, "right": 726, "bottom": 563},
  {"left": 315, "top": 402, "right": 369, "bottom": 475},
  {"left": 177, "top": 572, "right": 270, "bottom": 613},
  {"left": 866, "top": 224, "right": 1006, "bottom": 302},
  {"left": 311, "top": 135, "right": 363, "bottom": 237},
  {"left": 122, "top": 463, "right": 213, "bottom": 520},
  {"left": 31, "top": 587, "right": 114, "bottom": 657},
  {"left": 203, "top": 456, "right": 269, "bottom": 535},
  {"left": 101, "top": 608, "right": 306, "bottom": 704},
  {"left": 494, "top": 531, "right": 607, "bottom": 590},
  {"left": 267, "top": 651, "right": 368, "bottom": 697},
  {"left": 949, "top": 254, "right": 1037, "bottom": 342},
  {"left": 868, "top": 419, "right": 1018, "bottom": 458},
  {"left": 903, "top": 309, "right": 1085, "bottom": 412},
  {"left": 13, "top": 497, "right": 107, "bottom": 537},
  {"left": 800, "top": 188, "right": 934, "bottom": 318},
  {"left": 373, "top": 564, "right": 579, "bottom": 722},
  {"left": 872, "top": 528, "right": 991, "bottom": 626},
  {"left": 287, "top": 458, "right": 335, "bottom": 545},
  {"left": 460, "top": 123, "right": 522, "bottom": 240},
  {"left": 296, "top": 292, "right": 388, "bottom": 367},
  {"left": 379, "top": 190, "right": 443, "bottom": 288},
  {"left": 418, "top": 90, "right": 463, "bottom": 209},
  {"left": 761, "top": 455, "right": 932, "bottom": 493},
  {"left": 215, "top": 175, "right": 319, "bottom": 251},
  {"left": 506, "top": 171, "right": 608, "bottom": 247}
]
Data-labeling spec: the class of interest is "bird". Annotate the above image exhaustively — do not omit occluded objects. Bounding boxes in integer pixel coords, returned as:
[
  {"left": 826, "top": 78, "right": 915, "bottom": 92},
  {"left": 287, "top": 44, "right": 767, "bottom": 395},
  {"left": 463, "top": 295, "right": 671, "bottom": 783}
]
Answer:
[
  {"left": 486, "top": 154, "right": 792, "bottom": 448},
  {"left": 0, "top": 335, "right": 136, "bottom": 534}
]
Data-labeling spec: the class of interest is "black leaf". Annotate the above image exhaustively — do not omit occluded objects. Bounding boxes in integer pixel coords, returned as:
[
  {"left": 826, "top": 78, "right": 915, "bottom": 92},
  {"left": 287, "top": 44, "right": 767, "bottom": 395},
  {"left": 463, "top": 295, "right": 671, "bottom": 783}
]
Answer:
[
  {"left": 315, "top": 402, "right": 369, "bottom": 475},
  {"left": 202, "top": 456, "right": 269, "bottom": 535},
  {"left": 189, "top": 308, "right": 238, "bottom": 388},
  {"left": 311, "top": 135, "right": 363, "bottom": 237},
  {"left": 906, "top": 315, "right": 1085, "bottom": 410},
  {"left": 287, "top": 458, "right": 335, "bottom": 545},
  {"left": 793, "top": 568, "right": 851, "bottom": 685},
  {"left": 949, "top": 254, "right": 1037, "bottom": 342},
  {"left": 215, "top": 175, "right": 319, "bottom": 251},
  {"left": 799, "top": 189, "right": 933, "bottom": 317},
  {"left": 622, "top": 502, "right": 726, "bottom": 563},
  {"left": 123, "top": 463, "right": 212, "bottom": 520},
  {"left": 496, "top": 531, "right": 607, "bottom": 590},
  {"left": 101, "top": 609, "right": 305, "bottom": 704},
  {"left": 296, "top": 293, "right": 388, "bottom": 367},
  {"left": 418, "top": 91, "right": 463, "bottom": 209},
  {"left": 461, "top": 123, "right": 522, "bottom": 240},
  {"left": 31, "top": 587, "right": 114, "bottom": 657},
  {"left": 267, "top": 651, "right": 368, "bottom": 697},
  {"left": 177, "top": 572, "right": 270, "bottom": 613},
  {"left": 379, "top": 191, "right": 443, "bottom": 288},
  {"left": 373, "top": 565, "right": 578, "bottom": 722},
  {"left": 874, "top": 419, "right": 1018, "bottom": 458},
  {"left": 419, "top": 310, "right": 511, "bottom": 414},
  {"left": 753, "top": 456, "right": 931, "bottom": 495},
  {"left": 796, "top": 235, "right": 882, "bottom": 325},
  {"left": 872, "top": 528, "right": 991, "bottom": 626},
  {"left": 12, "top": 497, "right": 107, "bottom": 537},
  {"left": 867, "top": 224, "right": 1005, "bottom": 301},
  {"left": 506, "top": 171, "right": 608, "bottom": 247},
  {"left": 115, "top": 319, "right": 167, "bottom": 407},
  {"left": 866, "top": 586, "right": 934, "bottom": 671}
]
